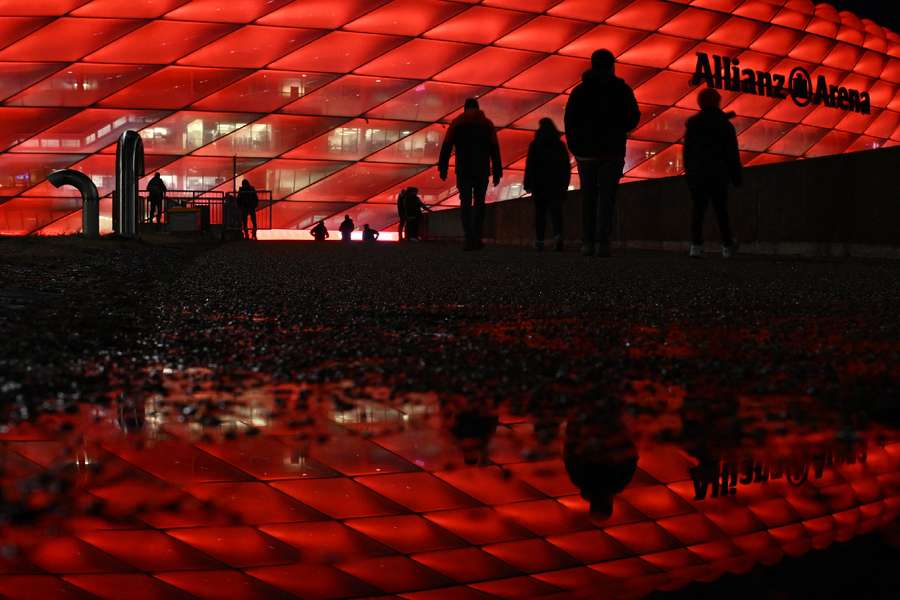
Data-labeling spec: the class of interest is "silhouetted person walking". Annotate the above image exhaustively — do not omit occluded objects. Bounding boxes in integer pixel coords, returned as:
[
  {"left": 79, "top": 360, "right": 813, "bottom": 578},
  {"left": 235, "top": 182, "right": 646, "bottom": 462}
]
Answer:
[
  {"left": 403, "top": 187, "right": 429, "bottom": 241},
  {"left": 684, "top": 88, "right": 742, "bottom": 259},
  {"left": 147, "top": 172, "right": 166, "bottom": 225},
  {"left": 362, "top": 224, "right": 379, "bottom": 242},
  {"left": 439, "top": 98, "right": 502, "bottom": 251},
  {"left": 339, "top": 215, "right": 355, "bottom": 242},
  {"left": 397, "top": 188, "right": 408, "bottom": 241},
  {"left": 524, "top": 118, "right": 570, "bottom": 252},
  {"left": 565, "top": 49, "right": 640, "bottom": 257},
  {"left": 237, "top": 179, "right": 259, "bottom": 240},
  {"left": 310, "top": 219, "right": 328, "bottom": 242}
]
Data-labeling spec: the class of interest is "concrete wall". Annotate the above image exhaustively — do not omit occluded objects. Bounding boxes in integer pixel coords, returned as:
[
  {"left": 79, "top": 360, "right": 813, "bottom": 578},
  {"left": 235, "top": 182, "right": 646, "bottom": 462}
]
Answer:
[{"left": 427, "top": 146, "right": 900, "bottom": 258}]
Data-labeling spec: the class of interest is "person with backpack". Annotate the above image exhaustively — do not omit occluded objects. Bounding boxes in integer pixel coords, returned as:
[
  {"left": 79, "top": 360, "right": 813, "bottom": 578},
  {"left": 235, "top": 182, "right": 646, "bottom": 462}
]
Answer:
[
  {"left": 237, "top": 179, "right": 259, "bottom": 240},
  {"left": 524, "top": 118, "right": 571, "bottom": 252},
  {"left": 439, "top": 98, "right": 503, "bottom": 251},
  {"left": 564, "top": 49, "right": 640, "bottom": 257},
  {"left": 146, "top": 172, "right": 167, "bottom": 225},
  {"left": 683, "top": 88, "right": 742, "bottom": 259},
  {"left": 339, "top": 215, "right": 355, "bottom": 242}
]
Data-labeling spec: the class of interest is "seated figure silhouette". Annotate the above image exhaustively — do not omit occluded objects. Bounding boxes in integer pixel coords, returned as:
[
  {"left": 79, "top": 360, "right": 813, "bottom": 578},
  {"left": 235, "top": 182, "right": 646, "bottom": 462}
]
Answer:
[
  {"left": 362, "top": 224, "right": 379, "bottom": 242},
  {"left": 450, "top": 407, "right": 499, "bottom": 466},
  {"left": 339, "top": 215, "right": 355, "bottom": 242},
  {"left": 438, "top": 98, "right": 503, "bottom": 251},
  {"left": 563, "top": 402, "right": 637, "bottom": 522},
  {"left": 524, "top": 118, "right": 571, "bottom": 251},
  {"left": 310, "top": 220, "right": 329, "bottom": 241},
  {"left": 565, "top": 49, "right": 640, "bottom": 257},
  {"left": 684, "top": 88, "right": 742, "bottom": 259}
]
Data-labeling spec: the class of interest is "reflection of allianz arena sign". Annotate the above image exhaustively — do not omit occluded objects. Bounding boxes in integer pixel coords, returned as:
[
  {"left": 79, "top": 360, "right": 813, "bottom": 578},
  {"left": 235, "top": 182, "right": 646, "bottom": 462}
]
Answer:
[{"left": 692, "top": 52, "right": 871, "bottom": 115}]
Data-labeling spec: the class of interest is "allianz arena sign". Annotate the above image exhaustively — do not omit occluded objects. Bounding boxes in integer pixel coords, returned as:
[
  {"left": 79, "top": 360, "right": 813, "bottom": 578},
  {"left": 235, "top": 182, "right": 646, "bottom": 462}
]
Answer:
[{"left": 693, "top": 51, "right": 872, "bottom": 114}]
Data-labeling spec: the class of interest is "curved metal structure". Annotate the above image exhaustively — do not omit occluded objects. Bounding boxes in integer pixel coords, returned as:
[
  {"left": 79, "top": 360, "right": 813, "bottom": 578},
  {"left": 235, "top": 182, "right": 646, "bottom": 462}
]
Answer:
[
  {"left": 114, "top": 130, "right": 145, "bottom": 238},
  {"left": 47, "top": 170, "right": 100, "bottom": 239}
]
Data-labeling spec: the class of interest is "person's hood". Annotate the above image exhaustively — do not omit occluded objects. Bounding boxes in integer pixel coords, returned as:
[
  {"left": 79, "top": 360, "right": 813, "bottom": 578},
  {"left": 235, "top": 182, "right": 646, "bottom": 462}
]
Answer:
[{"left": 452, "top": 109, "right": 491, "bottom": 126}]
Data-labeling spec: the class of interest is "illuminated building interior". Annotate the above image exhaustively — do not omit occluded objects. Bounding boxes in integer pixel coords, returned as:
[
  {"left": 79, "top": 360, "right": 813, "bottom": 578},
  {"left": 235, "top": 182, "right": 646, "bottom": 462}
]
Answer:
[{"left": 0, "top": 0, "right": 897, "bottom": 236}]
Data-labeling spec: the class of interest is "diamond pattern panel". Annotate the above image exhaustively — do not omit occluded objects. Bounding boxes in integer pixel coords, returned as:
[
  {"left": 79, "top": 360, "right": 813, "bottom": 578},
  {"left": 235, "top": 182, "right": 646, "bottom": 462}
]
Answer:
[{"left": 0, "top": 0, "right": 896, "bottom": 236}]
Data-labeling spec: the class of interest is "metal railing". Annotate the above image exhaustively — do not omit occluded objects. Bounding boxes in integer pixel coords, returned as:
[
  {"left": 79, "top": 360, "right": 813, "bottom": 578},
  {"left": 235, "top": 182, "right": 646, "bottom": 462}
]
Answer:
[{"left": 138, "top": 190, "right": 273, "bottom": 230}]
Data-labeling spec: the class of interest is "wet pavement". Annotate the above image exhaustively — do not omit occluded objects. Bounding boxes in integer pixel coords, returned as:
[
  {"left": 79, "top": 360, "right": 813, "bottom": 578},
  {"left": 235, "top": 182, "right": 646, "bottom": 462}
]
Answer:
[{"left": 1, "top": 238, "right": 898, "bottom": 599}]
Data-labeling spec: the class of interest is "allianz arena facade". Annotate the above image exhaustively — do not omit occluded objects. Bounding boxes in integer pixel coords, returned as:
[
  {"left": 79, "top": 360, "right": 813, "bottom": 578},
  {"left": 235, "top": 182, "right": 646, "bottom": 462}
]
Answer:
[{"left": 0, "top": 0, "right": 897, "bottom": 236}]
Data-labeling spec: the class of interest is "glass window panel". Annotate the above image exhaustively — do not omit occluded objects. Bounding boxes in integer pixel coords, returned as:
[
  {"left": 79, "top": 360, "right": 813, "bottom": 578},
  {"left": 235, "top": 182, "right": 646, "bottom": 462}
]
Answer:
[
  {"left": 285, "top": 119, "right": 425, "bottom": 161},
  {"left": 806, "top": 17, "right": 839, "bottom": 38},
  {"left": 163, "top": 0, "right": 295, "bottom": 23},
  {"left": 618, "top": 35, "right": 696, "bottom": 69},
  {"left": 139, "top": 155, "right": 266, "bottom": 191},
  {"left": 367, "top": 81, "right": 489, "bottom": 122},
  {"left": 194, "top": 114, "right": 346, "bottom": 157},
  {"left": 559, "top": 25, "right": 647, "bottom": 59},
  {"left": 738, "top": 120, "right": 794, "bottom": 152},
  {"left": 835, "top": 25, "right": 865, "bottom": 46},
  {"left": 733, "top": 0, "right": 780, "bottom": 22},
  {"left": 707, "top": 17, "right": 767, "bottom": 49},
  {"left": 495, "top": 16, "right": 591, "bottom": 53},
  {"left": 99, "top": 67, "right": 250, "bottom": 109},
  {"left": 0, "top": 0, "right": 87, "bottom": 16},
  {"left": 21, "top": 154, "right": 116, "bottom": 198},
  {"left": 258, "top": 0, "right": 391, "bottom": 29},
  {"left": 0, "top": 154, "right": 83, "bottom": 198},
  {"left": 606, "top": 0, "right": 685, "bottom": 32},
  {"left": 270, "top": 201, "right": 357, "bottom": 230},
  {"left": 822, "top": 43, "right": 862, "bottom": 71},
  {"left": 0, "top": 17, "right": 52, "bottom": 48},
  {"left": 288, "top": 162, "right": 426, "bottom": 202},
  {"left": 853, "top": 51, "right": 887, "bottom": 78},
  {"left": 634, "top": 71, "right": 695, "bottom": 106},
  {"left": 192, "top": 70, "right": 337, "bottom": 113},
  {"left": 366, "top": 123, "right": 446, "bottom": 164},
  {"left": 355, "top": 39, "right": 479, "bottom": 80},
  {"left": 12, "top": 109, "right": 169, "bottom": 154},
  {"left": 632, "top": 107, "right": 697, "bottom": 143},
  {"left": 322, "top": 203, "right": 401, "bottom": 232},
  {"left": 504, "top": 55, "right": 589, "bottom": 93},
  {"left": 762, "top": 96, "right": 818, "bottom": 123},
  {"left": 7, "top": 63, "right": 159, "bottom": 107},
  {"left": 73, "top": 0, "right": 188, "bottom": 18},
  {"left": 801, "top": 103, "right": 848, "bottom": 130},
  {"left": 484, "top": 0, "right": 557, "bottom": 11},
  {"left": 746, "top": 152, "right": 792, "bottom": 166},
  {"left": 0, "top": 62, "right": 64, "bottom": 101},
  {"left": 270, "top": 31, "right": 406, "bottom": 73},
  {"left": 424, "top": 6, "right": 530, "bottom": 45},
  {"left": 844, "top": 135, "right": 887, "bottom": 153},
  {"left": 282, "top": 75, "right": 416, "bottom": 118},
  {"left": 367, "top": 166, "right": 455, "bottom": 205},
  {"left": 497, "top": 129, "right": 535, "bottom": 167},
  {"left": 625, "top": 144, "right": 683, "bottom": 179},
  {"left": 787, "top": 34, "right": 834, "bottom": 63},
  {"left": 0, "top": 107, "right": 75, "bottom": 152},
  {"left": 0, "top": 18, "right": 142, "bottom": 62},
  {"left": 434, "top": 47, "right": 543, "bottom": 87},
  {"left": 85, "top": 21, "right": 238, "bottom": 64},
  {"left": 0, "top": 196, "right": 83, "bottom": 235},
  {"left": 138, "top": 111, "right": 261, "bottom": 155},
  {"left": 766, "top": 124, "right": 828, "bottom": 156},
  {"left": 32, "top": 196, "right": 114, "bottom": 235},
  {"left": 443, "top": 88, "right": 554, "bottom": 128},
  {"left": 749, "top": 26, "right": 804, "bottom": 55},
  {"left": 833, "top": 109, "right": 879, "bottom": 134},
  {"left": 621, "top": 140, "right": 667, "bottom": 174},
  {"left": 548, "top": 0, "right": 633, "bottom": 22},
  {"left": 864, "top": 110, "right": 899, "bottom": 139},
  {"left": 485, "top": 169, "right": 525, "bottom": 204},
  {"left": 178, "top": 26, "right": 323, "bottom": 69},
  {"left": 229, "top": 159, "right": 350, "bottom": 199},
  {"left": 723, "top": 94, "right": 780, "bottom": 119},
  {"left": 659, "top": 8, "right": 728, "bottom": 40},
  {"left": 669, "top": 43, "right": 741, "bottom": 73},
  {"left": 344, "top": 0, "right": 466, "bottom": 37},
  {"left": 512, "top": 95, "right": 567, "bottom": 130},
  {"left": 772, "top": 8, "right": 812, "bottom": 30}
]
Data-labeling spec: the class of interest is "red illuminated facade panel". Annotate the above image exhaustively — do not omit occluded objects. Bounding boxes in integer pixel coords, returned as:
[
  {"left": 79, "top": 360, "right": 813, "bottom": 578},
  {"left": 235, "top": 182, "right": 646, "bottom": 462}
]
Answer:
[{"left": 0, "top": 0, "right": 897, "bottom": 235}]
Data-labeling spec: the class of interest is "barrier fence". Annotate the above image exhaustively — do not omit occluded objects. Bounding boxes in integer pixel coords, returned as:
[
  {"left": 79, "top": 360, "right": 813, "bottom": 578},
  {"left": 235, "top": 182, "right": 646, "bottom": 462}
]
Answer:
[{"left": 138, "top": 190, "right": 274, "bottom": 231}]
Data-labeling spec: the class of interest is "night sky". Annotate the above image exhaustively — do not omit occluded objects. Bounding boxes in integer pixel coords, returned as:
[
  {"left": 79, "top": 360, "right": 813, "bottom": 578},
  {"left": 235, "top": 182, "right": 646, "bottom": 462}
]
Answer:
[{"left": 818, "top": 1, "right": 899, "bottom": 33}]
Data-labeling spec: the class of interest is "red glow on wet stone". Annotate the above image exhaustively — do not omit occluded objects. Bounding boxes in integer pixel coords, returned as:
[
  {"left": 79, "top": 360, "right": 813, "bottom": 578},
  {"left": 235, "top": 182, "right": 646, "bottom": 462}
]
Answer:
[{"left": 0, "top": 0, "right": 895, "bottom": 236}]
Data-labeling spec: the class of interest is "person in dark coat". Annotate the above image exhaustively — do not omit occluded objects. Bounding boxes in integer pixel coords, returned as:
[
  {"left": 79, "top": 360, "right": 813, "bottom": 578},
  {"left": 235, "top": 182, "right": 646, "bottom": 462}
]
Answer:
[
  {"left": 339, "top": 215, "right": 355, "bottom": 242},
  {"left": 524, "top": 118, "right": 571, "bottom": 252},
  {"left": 237, "top": 179, "right": 259, "bottom": 239},
  {"left": 310, "top": 219, "right": 328, "bottom": 242},
  {"left": 362, "top": 224, "right": 379, "bottom": 242},
  {"left": 683, "top": 88, "right": 742, "bottom": 259},
  {"left": 397, "top": 188, "right": 408, "bottom": 241},
  {"left": 146, "top": 173, "right": 167, "bottom": 224},
  {"left": 438, "top": 98, "right": 503, "bottom": 251},
  {"left": 403, "top": 187, "right": 429, "bottom": 241},
  {"left": 564, "top": 49, "right": 640, "bottom": 257}
]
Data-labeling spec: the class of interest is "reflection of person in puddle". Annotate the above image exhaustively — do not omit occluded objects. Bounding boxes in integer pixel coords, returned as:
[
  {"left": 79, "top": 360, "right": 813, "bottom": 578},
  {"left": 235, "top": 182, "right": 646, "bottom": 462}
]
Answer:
[
  {"left": 447, "top": 405, "right": 499, "bottom": 466},
  {"left": 563, "top": 401, "right": 637, "bottom": 522}
]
